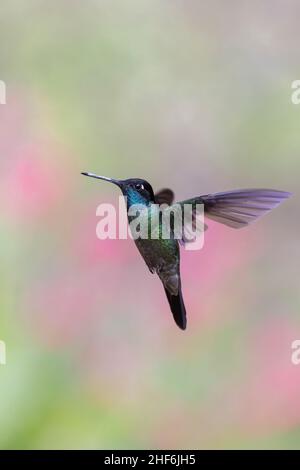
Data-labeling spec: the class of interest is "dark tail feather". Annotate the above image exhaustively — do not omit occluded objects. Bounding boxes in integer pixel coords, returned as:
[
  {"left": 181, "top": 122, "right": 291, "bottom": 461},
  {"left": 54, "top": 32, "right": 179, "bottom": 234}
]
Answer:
[{"left": 164, "top": 284, "right": 187, "bottom": 330}]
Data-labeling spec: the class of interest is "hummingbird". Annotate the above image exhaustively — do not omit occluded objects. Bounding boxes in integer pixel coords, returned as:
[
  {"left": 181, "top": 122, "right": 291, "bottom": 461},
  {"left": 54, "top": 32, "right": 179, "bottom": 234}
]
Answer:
[{"left": 82, "top": 172, "right": 291, "bottom": 330}]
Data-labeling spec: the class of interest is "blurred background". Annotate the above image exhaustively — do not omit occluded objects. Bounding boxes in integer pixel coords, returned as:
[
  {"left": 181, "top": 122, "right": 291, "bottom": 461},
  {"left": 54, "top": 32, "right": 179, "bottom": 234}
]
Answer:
[{"left": 0, "top": 0, "right": 299, "bottom": 449}]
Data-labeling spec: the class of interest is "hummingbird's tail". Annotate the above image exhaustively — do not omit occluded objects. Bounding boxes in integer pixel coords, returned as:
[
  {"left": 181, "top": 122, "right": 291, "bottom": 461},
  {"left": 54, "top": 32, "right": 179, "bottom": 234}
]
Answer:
[{"left": 164, "top": 282, "right": 187, "bottom": 330}]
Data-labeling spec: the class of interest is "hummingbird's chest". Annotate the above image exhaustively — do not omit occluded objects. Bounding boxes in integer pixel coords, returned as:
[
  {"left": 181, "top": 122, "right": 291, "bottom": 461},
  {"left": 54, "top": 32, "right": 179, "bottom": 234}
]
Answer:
[
  {"left": 135, "top": 237, "right": 179, "bottom": 270},
  {"left": 128, "top": 204, "right": 179, "bottom": 273}
]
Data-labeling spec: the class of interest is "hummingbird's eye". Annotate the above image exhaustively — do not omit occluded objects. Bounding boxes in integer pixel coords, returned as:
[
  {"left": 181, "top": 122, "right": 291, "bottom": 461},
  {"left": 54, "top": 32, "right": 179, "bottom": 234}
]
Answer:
[{"left": 135, "top": 183, "right": 144, "bottom": 191}]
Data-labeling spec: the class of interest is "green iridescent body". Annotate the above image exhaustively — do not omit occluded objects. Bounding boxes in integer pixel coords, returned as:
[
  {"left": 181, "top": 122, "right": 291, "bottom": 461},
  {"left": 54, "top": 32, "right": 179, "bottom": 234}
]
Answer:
[{"left": 126, "top": 191, "right": 180, "bottom": 295}]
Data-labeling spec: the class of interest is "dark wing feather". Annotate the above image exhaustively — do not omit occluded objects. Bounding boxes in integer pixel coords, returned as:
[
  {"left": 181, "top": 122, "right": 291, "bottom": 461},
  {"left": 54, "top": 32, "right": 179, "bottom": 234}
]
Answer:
[
  {"left": 155, "top": 188, "right": 174, "bottom": 206},
  {"left": 177, "top": 188, "right": 291, "bottom": 232},
  {"left": 201, "top": 189, "right": 291, "bottom": 228}
]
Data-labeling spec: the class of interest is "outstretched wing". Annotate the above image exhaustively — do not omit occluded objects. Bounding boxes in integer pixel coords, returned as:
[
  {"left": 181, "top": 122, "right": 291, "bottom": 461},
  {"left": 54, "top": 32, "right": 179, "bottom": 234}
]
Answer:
[
  {"left": 178, "top": 188, "right": 291, "bottom": 230},
  {"left": 155, "top": 188, "right": 174, "bottom": 206}
]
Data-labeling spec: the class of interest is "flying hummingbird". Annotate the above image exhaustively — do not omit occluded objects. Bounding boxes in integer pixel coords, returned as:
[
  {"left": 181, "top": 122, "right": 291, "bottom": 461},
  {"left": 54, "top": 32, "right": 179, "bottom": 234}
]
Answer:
[{"left": 82, "top": 172, "right": 291, "bottom": 330}]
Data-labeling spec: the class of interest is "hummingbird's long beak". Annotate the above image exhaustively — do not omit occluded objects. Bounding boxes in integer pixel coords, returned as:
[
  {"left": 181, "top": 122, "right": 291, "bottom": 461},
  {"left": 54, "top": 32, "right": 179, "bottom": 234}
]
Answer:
[{"left": 81, "top": 172, "right": 122, "bottom": 187}]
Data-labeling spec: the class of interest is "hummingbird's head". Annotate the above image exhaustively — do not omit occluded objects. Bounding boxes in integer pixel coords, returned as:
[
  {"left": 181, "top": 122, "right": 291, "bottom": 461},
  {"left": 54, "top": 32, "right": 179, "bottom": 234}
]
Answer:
[
  {"left": 120, "top": 178, "right": 155, "bottom": 206},
  {"left": 81, "top": 173, "right": 155, "bottom": 207}
]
